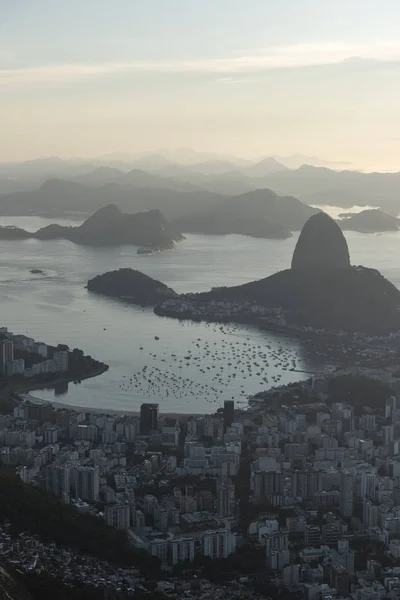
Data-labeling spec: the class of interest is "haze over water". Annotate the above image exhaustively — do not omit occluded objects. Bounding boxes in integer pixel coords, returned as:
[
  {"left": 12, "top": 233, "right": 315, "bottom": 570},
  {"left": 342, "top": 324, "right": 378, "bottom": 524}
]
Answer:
[{"left": 1, "top": 215, "right": 400, "bottom": 414}]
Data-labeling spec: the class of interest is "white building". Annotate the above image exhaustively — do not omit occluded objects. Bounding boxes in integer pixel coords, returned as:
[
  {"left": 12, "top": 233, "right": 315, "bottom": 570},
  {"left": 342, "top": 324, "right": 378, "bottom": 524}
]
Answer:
[
  {"left": 53, "top": 351, "right": 69, "bottom": 372},
  {"left": 170, "top": 537, "right": 195, "bottom": 565},
  {"left": 217, "top": 478, "right": 235, "bottom": 517},
  {"left": 44, "top": 425, "right": 58, "bottom": 444},
  {"left": 6, "top": 359, "right": 25, "bottom": 376},
  {"left": 34, "top": 343, "right": 48, "bottom": 358},
  {"left": 201, "top": 529, "right": 236, "bottom": 559},
  {"left": 105, "top": 504, "right": 131, "bottom": 529},
  {"left": 73, "top": 465, "right": 100, "bottom": 502}
]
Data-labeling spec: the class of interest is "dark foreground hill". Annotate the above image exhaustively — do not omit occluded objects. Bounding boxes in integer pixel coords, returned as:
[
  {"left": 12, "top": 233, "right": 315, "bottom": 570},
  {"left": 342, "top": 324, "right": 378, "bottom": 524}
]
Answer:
[
  {"left": 0, "top": 464, "right": 156, "bottom": 573},
  {"left": 0, "top": 205, "right": 184, "bottom": 249}
]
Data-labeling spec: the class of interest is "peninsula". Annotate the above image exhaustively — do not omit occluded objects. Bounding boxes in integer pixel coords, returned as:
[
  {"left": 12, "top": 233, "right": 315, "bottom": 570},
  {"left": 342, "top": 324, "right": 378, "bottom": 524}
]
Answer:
[
  {"left": 0, "top": 329, "right": 108, "bottom": 412},
  {"left": 154, "top": 213, "right": 400, "bottom": 335},
  {"left": 0, "top": 205, "right": 184, "bottom": 250}
]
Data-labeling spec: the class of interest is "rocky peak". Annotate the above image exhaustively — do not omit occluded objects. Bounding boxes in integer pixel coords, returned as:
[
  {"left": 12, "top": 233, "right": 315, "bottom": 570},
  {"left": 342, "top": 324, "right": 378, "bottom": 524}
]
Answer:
[{"left": 291, "top": 212, "right": 351, "bottom": 270}]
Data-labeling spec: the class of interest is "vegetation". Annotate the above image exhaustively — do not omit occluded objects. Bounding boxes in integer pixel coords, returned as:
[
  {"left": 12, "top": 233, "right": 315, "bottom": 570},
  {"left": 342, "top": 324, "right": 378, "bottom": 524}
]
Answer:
[
  {"left": 87, "top": 268, "right": 177, "bottom": 306},
  {"left": 328, "top": 375, "right": 393, "bottom": 413},
  {"left": 0, "top": 464, "right": 157, "bottom": 574}
]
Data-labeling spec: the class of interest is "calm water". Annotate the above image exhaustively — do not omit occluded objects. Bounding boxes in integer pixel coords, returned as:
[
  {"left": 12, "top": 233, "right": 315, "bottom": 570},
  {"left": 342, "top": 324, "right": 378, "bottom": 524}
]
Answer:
[{"left": 1, "top": 215, "right": 400, "bottom": 414}]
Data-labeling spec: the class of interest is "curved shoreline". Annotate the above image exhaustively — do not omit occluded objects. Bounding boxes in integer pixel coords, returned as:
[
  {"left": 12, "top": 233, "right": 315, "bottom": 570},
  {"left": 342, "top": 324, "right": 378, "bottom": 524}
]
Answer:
[{"left": 2, "top": 364, "right": 109, "bottom": 406}]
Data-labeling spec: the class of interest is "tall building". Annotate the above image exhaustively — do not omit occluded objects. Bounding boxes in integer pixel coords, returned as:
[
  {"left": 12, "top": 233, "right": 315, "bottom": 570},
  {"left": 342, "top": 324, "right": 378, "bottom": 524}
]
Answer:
[
  {"left": 252, "top": 471, "right": 285, "bottom": 498},
  {"left": 0, "top": 340, "right": 14, "bottom": 375},
  {"left": 217, "top": 478, "right": 236, "bottom": 517},
  {"left": 53, "top": 351, "right": 69, "bottom": 372},
  {"left": 140, "top": 403, "right": 159, "bottom": 434},
  {"left": 170, "top": 537, "right": 195, "bottom": 565},
  {"left": 340, "top": 471, "right": 354, "bottom": 518},
  {"left": 23, "top": 397, "right": 53, "bottom": 425},
  {"left": 291, "top": 470, "right": 322, "bottom": 500},
  {"left": 201, "top": 529, "right": 236, "bottom": 559},
  {"left": 223, "top": 400, "right": 234, "bottom": 432},
  {"left": 45, "top": 463, "right": 71, "bottom": 501},
  {"left": 330, "top": 564, "right": 350, "bottom": 596},
  {"left": 73, "top": 466, "right": 100, "bottom": 502},
  {"left": 105, "top": 504, "right": 131, "bottom": 529}
]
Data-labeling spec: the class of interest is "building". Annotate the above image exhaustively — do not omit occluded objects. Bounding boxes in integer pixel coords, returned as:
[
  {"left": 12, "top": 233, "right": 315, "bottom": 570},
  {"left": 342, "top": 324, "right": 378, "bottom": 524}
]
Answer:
[
  {"left": 252, "top": 470, "right": 285, "bottom": 498},
  {"left": 330, "top": 564, "right": 350, "bottom": 596},
  {"left": 161, "top": 419, "right": 180, "bottom": 447},
  {"left": 140, "top": 403, "right": 159, "bottom": 434},
  {"left": 216, "top": 478, "right": 236, "bottom": 517},
  {"left": 282, "top": 564, "right": 300, "bottom": 587},
  {"left": 305, "top": 525, "right": 321, "bottom": 547},
  {"left": 223, "top": 400, "right": 234, "bottom": 432},
  {"left": 21, "top": 396, "right": 53, "bottom": 425},
  {"left": 45, "top": 463, "right": 71, "bottom": 501},
  {"left": 105, "top": 504, "right": 131, "bottom": 529},
  {"left": 73, "top": 466, "right": 100, "bottom": 502},
  {"left": 340, "top": 471, "right": 354, "bottom": 518},
  {"left": 170, "top": 537, "right": 195, "bottom": 565},
  {"left": 6, "top": 358, "right": 25, "bottom": 377},
  {"left": 201, "top": 529, "right": 237, "bottom": 559},
  {"left": 53, "top": 351, "right": 69, "bottom": 372},
  {"left": 0, "top": 339, "right": 14, "bottom": 375},
  {"left": 44, "top": 425, "right": 58, "bottom": 444},
  {"left": 291, "top": 470, "right": 322, "bottom": 500}
]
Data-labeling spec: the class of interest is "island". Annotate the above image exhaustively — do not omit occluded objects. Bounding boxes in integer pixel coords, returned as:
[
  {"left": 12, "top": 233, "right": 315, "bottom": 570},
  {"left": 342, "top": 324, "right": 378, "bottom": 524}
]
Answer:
[
  {"left": 87, "top": 268, "right": 177, "bottom": 306},
  {"left": 338, "top": 208, "right": 400, "bottom": 233},
  {"left": 30, "top": 268, "right": 45, "bottom": 275},
  {"left": 173, "top": 189, "right": 318, "bottom": 239},
  {"left": 154, "top": 213, "right": 400, "bottom": 335},
  {"left": 0, "top": 204, "right": 184, "bottom": 250}
]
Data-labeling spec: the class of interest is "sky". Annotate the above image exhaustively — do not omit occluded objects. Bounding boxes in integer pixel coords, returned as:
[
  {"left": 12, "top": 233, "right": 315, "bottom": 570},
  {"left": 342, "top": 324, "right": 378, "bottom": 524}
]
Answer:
[{"left": 1, "top": 0, "right": 400, "bottom": 169}]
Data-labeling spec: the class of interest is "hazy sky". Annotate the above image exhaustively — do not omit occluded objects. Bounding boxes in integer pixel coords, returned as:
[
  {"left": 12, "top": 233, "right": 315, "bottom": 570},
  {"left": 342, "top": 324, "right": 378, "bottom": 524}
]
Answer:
[{"left": 1, "top": 0, "right": 400, "bottom": 169}]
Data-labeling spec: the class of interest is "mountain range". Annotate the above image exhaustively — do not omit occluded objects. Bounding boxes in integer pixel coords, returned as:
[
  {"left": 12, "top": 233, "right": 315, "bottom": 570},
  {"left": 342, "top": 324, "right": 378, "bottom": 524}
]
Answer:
[{"left": 1, "top": 152, "right": 400, "bottom": 229}]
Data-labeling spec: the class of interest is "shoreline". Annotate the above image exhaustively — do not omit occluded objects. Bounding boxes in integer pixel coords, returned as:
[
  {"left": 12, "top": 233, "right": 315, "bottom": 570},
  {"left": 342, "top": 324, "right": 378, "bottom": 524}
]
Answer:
[
  {"left": 11, "top": 365, "right": 209, "bottom": 419},
  {"left": 3, "top": 363, "right": 109, "bottom": 406}
]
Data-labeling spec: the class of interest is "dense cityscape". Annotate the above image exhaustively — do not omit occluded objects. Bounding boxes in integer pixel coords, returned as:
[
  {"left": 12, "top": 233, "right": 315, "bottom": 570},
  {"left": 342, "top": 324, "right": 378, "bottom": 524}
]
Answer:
[{"left": 1, "top": 318, "right": 400, "bottom": 598}]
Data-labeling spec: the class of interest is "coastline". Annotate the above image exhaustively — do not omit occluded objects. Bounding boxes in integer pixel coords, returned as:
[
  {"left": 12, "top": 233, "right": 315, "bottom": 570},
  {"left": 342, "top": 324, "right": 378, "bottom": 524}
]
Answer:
[
  {"left": 2, "top": 364, "right": 109, "bottom": 408},
  {"left": 9, "top": 364, "right": 206, "bottom": 419}
]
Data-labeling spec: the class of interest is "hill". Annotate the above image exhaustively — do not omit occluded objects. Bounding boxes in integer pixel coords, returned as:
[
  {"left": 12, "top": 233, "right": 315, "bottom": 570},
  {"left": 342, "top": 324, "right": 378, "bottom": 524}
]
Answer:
[
  {"left": 0, "top": 178, "right": 224, "bottom": 219},
  {"left": 0, "top": 205, "right": 184, "bottom": 249},
  {"left": 173, "top": 189, "right": 318, "bottom": 238},
  {"left": 155, "top": 213, "right": 400, "bottom": 334},
  {"left": 256, "top": 165, "right": 400, "bottom": 214},
  {"left": 87, "top": 268, "right": 177, "bottom": 305},
  {"left": 0, "top": 464, "right": 155, "bottom": 571},
  {"left": 339, "top": 209, "right": 399, "bottom": 233}
]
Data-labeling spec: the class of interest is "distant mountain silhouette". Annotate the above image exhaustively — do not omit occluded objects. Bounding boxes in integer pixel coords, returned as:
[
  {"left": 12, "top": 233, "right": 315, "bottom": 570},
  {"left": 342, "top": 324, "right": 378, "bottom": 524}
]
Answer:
[
  {"left": 259, "top": 165, "right": 400, "bottom": 214},
  {"left": 272, "top": 154, "right": 354, "bottom": 170},
  {"left": 3, "top": 155, "right": 400, "bottom": 220},
  {"left": 0, "top": 205, "right": 183, "bottom": 248},
  {"left": 173, "top": 189, "right": 318, "bottom": 238},
  {"left": 338, "top": 209, "right": 399, "bottom": 233},
  {"left": 0, "top": 178, "right": 223, "bottom": 219}
]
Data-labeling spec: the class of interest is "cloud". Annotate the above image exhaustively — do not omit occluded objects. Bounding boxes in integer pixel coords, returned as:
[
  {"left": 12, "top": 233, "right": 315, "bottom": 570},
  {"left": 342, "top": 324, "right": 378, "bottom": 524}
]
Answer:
[{"left": 2, "top": 41, "right": 400, "bottom": 86}]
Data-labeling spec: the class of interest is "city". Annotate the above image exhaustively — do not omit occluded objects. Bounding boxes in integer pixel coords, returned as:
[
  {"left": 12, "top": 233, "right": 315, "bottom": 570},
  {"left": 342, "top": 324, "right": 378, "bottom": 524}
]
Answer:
[{"left": 2, "top": 351, "right": 400, "bottom": 598}]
